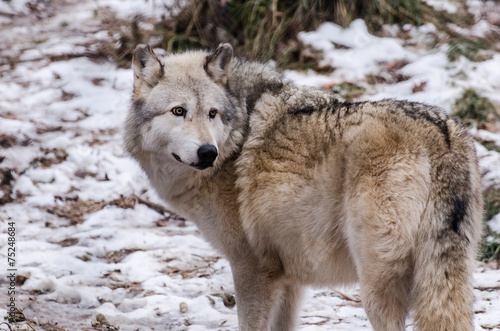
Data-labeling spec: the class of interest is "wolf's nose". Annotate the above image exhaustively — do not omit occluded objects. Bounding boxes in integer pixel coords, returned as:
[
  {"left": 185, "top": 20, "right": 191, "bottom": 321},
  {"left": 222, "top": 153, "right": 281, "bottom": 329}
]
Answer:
[{"left": 197, "top": 144, "right": 218, "bottom": 165}]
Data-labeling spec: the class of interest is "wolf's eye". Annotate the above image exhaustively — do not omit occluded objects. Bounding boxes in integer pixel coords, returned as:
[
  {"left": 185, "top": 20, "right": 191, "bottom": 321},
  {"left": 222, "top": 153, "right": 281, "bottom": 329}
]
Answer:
[
  {"left": 171, "top": 107, "right": 186, "bottom": 117},
  {"left": 209, "top": 108, "right": 217, "bottom": 119}
]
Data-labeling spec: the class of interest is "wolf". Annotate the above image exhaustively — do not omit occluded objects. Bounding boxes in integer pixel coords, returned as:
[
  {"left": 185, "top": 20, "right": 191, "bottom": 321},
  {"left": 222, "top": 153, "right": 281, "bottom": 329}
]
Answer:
[{"left": 124, "top": 43, "right": 483, "bottom": 331}]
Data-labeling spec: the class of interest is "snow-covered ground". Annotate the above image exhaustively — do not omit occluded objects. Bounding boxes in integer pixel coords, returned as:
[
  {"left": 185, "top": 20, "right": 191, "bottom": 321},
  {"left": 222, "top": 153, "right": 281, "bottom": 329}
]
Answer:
[{"left": 0, "top": 0, "right": 499, "bottom": 330}]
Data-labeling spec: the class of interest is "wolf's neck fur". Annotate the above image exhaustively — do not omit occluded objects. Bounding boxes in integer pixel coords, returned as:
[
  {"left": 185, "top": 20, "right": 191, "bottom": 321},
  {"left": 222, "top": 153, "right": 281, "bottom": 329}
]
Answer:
[{"left": 227, "top": 59, "right": 285, "bottom": 116}]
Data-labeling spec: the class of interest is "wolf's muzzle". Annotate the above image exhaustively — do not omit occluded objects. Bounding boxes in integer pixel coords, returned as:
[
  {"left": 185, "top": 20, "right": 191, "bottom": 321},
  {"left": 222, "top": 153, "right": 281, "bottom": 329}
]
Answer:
[{"left": 196, "top": 144, "right": 218, "bottom": 169}]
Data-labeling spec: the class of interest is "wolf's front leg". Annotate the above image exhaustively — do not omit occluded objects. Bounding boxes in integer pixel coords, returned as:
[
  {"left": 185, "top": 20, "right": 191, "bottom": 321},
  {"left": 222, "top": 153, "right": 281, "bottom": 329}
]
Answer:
[
  {"left": 230, "top": 255, "right": 290, "bottom": 331},
  {"left": 268, "top": 283, "right": 303, "bottom": 331}
]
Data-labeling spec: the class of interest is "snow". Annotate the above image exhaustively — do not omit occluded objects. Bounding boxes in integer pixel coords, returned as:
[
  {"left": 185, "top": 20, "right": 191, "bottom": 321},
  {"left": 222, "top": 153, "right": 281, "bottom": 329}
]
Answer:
[
  {"left": 297, "top": 20, "right": 414, "bottom": 83},
  {"left": 1, "top": 1, "right": 500, "bottom": 330},
  {"left": 490, "top": 214, "right": 500, "bottom": 233},
  {"left": 424, "top": 0, "right": 459, "bottom": 14}
]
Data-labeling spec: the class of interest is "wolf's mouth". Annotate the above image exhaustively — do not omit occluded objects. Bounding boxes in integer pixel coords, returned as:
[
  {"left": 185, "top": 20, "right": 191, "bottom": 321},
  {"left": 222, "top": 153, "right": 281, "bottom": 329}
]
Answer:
[
  {"left": 172, "top": 153, "right": 183, "bottom": 163},
  {"left": 172, "top": 153, "right": 214, "bottom": 170},
  {"left": 192, "top": 162, "right": 213, "bottom": 170}
]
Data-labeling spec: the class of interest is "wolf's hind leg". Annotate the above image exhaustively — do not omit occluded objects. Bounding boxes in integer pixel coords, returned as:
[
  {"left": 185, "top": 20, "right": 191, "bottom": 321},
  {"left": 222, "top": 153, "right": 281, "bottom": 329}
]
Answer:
[
  {"left": 345, "top": 186, "right": 418, "bottom": 330},
  {"left": 357, "top": 257, "right": 412, "bottom": 331},
  {"left": 268, "top": 283, "right": 303, "bottom": 331},
  {"left": 350, "top": 236, "right": 412, "bottom": 331}
]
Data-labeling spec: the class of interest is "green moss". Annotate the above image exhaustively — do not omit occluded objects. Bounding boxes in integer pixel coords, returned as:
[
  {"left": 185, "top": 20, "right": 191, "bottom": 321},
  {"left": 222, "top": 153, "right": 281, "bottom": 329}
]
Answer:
[
  {"left": 447, "top": 37, "right": 490, "bottom": 62},
  {"left": 480, "top": 186, "right": 500, "bottom": 262},
  {"left": 326, "top": 82, "right": 366, "bottom": 102},
  {"left": 484, "top": 186, "right": 500, "bottom": 223},
  {"left": 452, "top": 89, "right": 499, "bottom": 124},
  {"left": 481, "top": 233, "right": 500, "bottom": 262},
  {"left": 477, "top": 139, "right": 500, "bottom": 154}
]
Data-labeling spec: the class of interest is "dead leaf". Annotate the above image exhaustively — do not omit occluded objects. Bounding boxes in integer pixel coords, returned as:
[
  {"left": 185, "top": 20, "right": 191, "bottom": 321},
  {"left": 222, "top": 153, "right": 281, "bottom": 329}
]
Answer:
[
  {"left": 105, "top": 248, "right": 143, "bottom": 263},
  {"left": 16, "top": 273, "right": 30, "bottom": 286},
  {"left": 0, "top": 168, "right": 16, "bottom": 205},
  {"left": 91, "top": 78, "right": 105, "bottom": 86},
  {"left": 52, "top": 238, "right": 79, "bottom": 247},
  {"left": 107, "top": 281, "right": 141, "bottom": 290},
  {"left": 412, "top": 81, "right": 427, "bottom": 93},
  {"left": 0, "top": 112, "right": 17, "bottom": 120},
  {"left": 31, "top": 148, "right": 68, "bottom": 168},
  {"left": 36, "top": 125, "right": 63, "bottom": 134},
  {"left": 386, "top": 59, "right": 409, "bottom": 72},
  {"left": 322, "top": 82, "right": 338, "bottom": 89},
  {"left": 74, "top": 170, "right": 97, "bottom": 178},
  {"left": 49, "top": 200, "right": 106, "bottom": 224},
  {"left": 61, "top": 90, "right": 75, "bottom": 101},
  {"left": 478, "top": 122, "right": 500, "bottom": 133},
  {"left": 109, "top": 195, "right": 137, "bottom": 209},
  {"left": 0, "top": 134, "right": 16, "bottom": 148}
]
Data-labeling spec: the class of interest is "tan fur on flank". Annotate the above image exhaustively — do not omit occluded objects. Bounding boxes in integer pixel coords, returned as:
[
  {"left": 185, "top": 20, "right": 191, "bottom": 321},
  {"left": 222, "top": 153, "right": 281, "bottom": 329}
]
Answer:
[{"left": 125, "top": 44, "right": 483, "bottom": 331}]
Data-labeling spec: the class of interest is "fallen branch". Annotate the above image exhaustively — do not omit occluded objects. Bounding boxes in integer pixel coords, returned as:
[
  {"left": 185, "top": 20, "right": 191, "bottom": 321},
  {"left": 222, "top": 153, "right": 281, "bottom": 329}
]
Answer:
[
  {"left": 332, "top": 289, "right": 361, "bottom": 303},
  {"left": 135, "top": 194, "right": 171, "bottom": 216},
  {"left": 474, "top": 285, "right": 500, "bottom": 292},
  {"left": 301, "top": 315, "right": 331, "bottom": 326}
]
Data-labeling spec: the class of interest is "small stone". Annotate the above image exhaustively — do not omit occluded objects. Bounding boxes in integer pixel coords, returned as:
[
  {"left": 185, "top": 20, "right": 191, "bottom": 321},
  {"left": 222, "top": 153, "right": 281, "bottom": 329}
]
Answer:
[
  {"left": 221, "top": 293, "right": 236, "bottom": 308},
  {"left": 179, "top": 301, "right": 188, "bottom": 313}
]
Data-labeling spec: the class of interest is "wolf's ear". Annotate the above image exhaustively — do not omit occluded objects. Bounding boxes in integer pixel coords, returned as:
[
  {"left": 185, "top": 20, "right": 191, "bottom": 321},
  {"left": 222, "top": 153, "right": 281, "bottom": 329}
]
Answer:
[
  {"left": 205, "top": 43, "right": 233, "bottom": 85},
  {"left": 133, "top": 44, "right": 164, "bottom": 90}
]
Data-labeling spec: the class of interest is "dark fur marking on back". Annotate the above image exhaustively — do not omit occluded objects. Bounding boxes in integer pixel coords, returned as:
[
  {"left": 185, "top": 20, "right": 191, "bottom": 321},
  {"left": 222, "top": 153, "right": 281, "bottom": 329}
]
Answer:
[
  {"left": 402, "top": 102, "right": 451, "bottom": 148},
  {"left": 343, "top": 102, "right": 360, "bottom": 116},
  {"left": 246, "top": 79, "right": 284, "bottom": 115},
  {"left": 291, "top": 98, "right": 345, "bottom": 117},
  {"left": 293, "top": 105, "right": 318, "bottom": 116}
]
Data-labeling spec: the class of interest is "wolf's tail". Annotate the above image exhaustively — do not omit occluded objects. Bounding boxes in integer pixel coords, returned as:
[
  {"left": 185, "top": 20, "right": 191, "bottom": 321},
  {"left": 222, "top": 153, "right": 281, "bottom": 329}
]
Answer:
[{"left": 412, "top": 120, "right": 483, "bottom": 331}]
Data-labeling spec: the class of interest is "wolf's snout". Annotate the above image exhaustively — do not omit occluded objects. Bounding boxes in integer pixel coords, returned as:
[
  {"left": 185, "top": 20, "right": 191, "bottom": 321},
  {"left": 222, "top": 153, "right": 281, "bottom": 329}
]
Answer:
[{"left": 197, "top": 144, "right": 218, "bottom": 168}]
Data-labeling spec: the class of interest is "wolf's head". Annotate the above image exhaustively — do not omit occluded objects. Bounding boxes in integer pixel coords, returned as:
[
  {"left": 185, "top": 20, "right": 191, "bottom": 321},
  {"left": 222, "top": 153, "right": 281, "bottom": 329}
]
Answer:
[{"left": 125, "top": 43, "right": 242, "bottom": 172}]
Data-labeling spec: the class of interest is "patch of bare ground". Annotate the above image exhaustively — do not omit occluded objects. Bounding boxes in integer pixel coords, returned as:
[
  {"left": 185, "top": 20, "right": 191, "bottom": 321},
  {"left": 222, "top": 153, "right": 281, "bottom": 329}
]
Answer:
[{"left": 46, "top": 194, "right": 176, "bottom": 225}]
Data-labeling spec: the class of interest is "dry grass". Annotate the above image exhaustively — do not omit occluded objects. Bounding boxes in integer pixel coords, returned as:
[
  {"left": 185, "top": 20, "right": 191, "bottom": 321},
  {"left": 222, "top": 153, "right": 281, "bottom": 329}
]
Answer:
[
  {"left": 93, "top": 0, "right": 484, "bottom": 69},
  {"left": 480, "top": 186, "right": 500, "bottom": 262}
]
